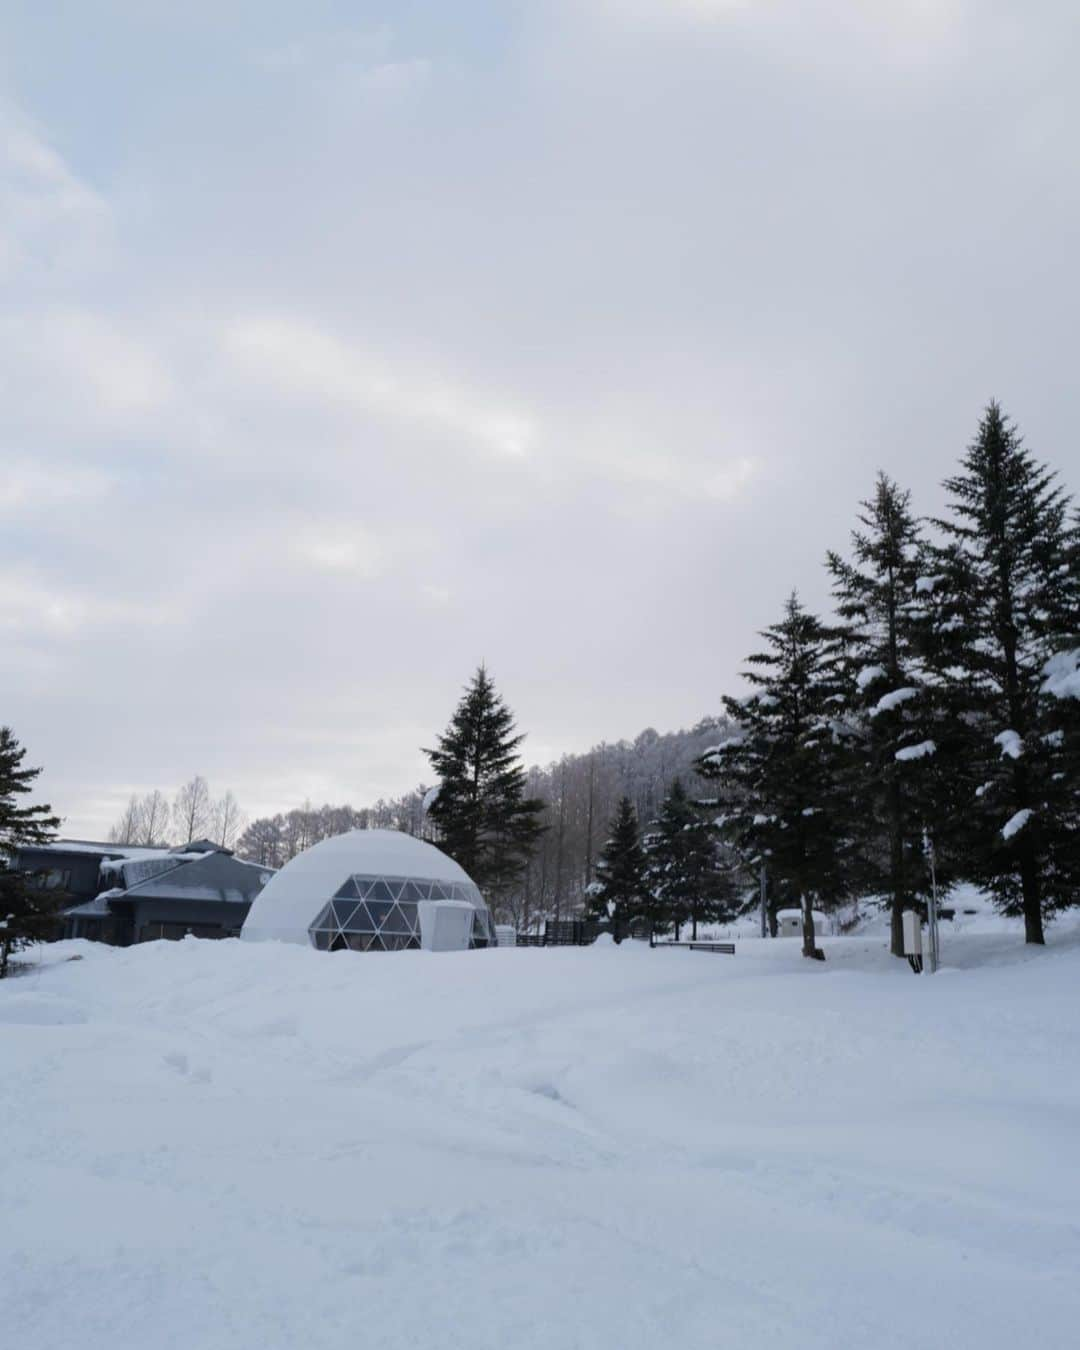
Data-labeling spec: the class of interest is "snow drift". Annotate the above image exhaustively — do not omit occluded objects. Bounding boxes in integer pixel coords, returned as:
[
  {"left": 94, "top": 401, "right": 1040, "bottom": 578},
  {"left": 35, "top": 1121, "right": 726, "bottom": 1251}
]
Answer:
[{"left": 3, "top": 922, "right": 1079, "bottom": 1350}]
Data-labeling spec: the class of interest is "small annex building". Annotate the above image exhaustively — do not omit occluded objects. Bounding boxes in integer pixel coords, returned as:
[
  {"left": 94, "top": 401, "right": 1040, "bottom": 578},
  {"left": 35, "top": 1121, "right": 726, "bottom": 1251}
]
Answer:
[
  {"left": 13, "top": 838, "right": 274, "bottom": 946},
  {"left": 241, "top": 828, "right": 495, "bottom": 952},
  {"left": 776, "top": 907, "right": 830, "bottom": 938}
]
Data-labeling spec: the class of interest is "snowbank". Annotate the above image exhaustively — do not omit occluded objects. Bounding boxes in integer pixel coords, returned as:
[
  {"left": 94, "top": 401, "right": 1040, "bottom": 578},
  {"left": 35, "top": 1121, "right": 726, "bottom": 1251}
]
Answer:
[{"left": 3, "top": 921, "right": 1080, "bottom": 1350}]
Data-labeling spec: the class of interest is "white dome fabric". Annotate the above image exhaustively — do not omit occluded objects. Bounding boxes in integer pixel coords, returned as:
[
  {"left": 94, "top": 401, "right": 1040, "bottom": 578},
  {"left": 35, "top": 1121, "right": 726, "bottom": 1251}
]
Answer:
[{"left": 240, "top": 829, "right": 494, "bottom": 951}]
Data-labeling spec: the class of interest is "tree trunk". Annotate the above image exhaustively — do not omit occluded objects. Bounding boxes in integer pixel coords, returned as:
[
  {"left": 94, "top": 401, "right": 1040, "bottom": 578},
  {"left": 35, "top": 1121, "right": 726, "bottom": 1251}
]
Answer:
[
  {"left": 888, "top": 778, "right": 906, "bottom": 958},
  {"left": 801, "top": 893, "right": 824, "bottom": 960},
  {"left": 553, "top": 765, "right": 567, "bottom": 927},
  {"left": 584, "top": 755, "right": 596, "bottom": 888},
  {"left": 1020, "top": 845, "right": 1045, "bottom": 945}
]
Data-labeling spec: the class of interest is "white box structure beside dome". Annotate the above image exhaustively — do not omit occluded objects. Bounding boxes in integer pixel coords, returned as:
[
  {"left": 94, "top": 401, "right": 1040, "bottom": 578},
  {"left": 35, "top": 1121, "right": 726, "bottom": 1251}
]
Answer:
[
  {"left": 417, "top": 900, "right": 476, "bottom": 952},
  {"left": 240, "top": 829, "right": 495, "bottom": 952}
]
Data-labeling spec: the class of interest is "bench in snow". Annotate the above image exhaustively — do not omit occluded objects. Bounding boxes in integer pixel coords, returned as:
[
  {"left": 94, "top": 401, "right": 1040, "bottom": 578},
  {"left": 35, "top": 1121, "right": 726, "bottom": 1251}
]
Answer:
[{"left": 650, "top": 939, "right": 735, "bottom": 955}]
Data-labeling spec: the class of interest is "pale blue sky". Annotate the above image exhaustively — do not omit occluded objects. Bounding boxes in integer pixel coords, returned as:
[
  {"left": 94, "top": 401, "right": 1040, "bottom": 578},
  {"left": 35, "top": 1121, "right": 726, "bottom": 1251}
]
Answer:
[{"left": 2, "top": 1, "right": 1077, "bottom": 835}]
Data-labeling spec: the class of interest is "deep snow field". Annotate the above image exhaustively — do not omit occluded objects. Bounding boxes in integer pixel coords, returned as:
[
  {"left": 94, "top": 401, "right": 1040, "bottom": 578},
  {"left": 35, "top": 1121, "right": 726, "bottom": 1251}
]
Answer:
[{"left": 3, "top": 914, "right": 1080, "bottom": 1350}]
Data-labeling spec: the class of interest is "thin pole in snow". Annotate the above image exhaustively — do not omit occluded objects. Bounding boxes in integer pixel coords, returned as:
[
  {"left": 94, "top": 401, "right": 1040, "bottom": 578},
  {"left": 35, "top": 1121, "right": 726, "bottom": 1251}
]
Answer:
[
  {"left": 759, "top": 862, "right": 767, "bottom": 939},
  {"left": 923, "top": 827, "right": 939, "bottom": 974}
]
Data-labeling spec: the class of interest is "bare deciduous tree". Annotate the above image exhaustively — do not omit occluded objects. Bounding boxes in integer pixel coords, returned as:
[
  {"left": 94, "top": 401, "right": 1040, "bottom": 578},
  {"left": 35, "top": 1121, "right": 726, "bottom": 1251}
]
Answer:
[
  {"left": 173, "top": 775, "right": 211, "bottom": 844},
  {"left": 108, "top": 795, "right": 142, "bottom": 845},
  {"left": 135, "top": 790, "right": 172, "bottom": 846},
  {"left": 213, "top": 790, "right": 245, "bottom": 849}
]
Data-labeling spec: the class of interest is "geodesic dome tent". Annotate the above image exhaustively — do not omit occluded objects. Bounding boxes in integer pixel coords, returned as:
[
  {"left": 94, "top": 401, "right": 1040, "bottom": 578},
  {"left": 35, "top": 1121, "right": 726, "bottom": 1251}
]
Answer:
[{"left": 239, "top": 829, "right": 495, "bottom": 952}]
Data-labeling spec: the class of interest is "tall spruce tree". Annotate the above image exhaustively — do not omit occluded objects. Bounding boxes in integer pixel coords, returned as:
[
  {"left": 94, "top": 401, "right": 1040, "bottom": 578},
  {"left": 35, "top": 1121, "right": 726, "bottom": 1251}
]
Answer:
[
  {"left": 0, "top": 726, "right": 61, "bottom": 977},
  {"left": 424, "top": 666, "right": 546, "bottom": 911},
  {"left": 698, "top": 594, "right": 855, "bottom": 959},
  {"left": 646, "top": 778, "right": 730, "bottom": 940},
  {"left": 1041, "top": 644, "right": 1080, "bottom": 886},
  {"left": 826, "top": 474, "right": 959, "bottom": 957},
  {"left": 923, "top": 404, "right": 1079, "bottom": 943},
  {"left": 585, "top": 796, "right": 647, "bottom": 934}
]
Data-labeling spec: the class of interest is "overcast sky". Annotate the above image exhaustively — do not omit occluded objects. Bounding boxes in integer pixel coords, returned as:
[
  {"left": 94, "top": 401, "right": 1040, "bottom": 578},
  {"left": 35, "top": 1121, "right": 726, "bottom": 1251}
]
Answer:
[{"left": 2, "top": 0, "right": 1077, "bottom": 838}]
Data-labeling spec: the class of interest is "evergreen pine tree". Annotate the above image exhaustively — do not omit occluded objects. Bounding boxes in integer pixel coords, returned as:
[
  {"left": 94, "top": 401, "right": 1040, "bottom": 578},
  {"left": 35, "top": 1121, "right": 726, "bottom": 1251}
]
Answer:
[
  {"left": 1041, "top": 643, "right": 1080, "bottom": 886},
  {"left": 424, "top": 666, "right": 546, "bottom": 910},
  {"left": 826, "top": 474, "right": 960, "bottom": 957},
  {"left": 646, "top": 778, "right": 730, "bottom": 940},
  {"left": 0, "top": 727, "right": 61, "bottom": 978},
  {"left": 698, "top": 594, "right": 855, "bottom": 959},
  {"left": 923, "top": 404, "right": 1079, "bottom": 942},
  {"left": 585, "top": 796, "right": 647, "bottom": 935},
  {"left": 639, "top": 825, "right": 670, "bottom": 940}
]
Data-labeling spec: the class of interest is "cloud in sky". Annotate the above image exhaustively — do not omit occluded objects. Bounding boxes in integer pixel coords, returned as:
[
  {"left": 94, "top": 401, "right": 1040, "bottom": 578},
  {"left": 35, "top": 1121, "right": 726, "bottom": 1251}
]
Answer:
[
  {"left": 0, "top": 103, "right": 108, "bottom": 281},
  {"left": 1, "top": 1, "right": 1077, "bottom": 836},
  {"left": 224, "top": 317, "right": 537, "bottom": 459}
]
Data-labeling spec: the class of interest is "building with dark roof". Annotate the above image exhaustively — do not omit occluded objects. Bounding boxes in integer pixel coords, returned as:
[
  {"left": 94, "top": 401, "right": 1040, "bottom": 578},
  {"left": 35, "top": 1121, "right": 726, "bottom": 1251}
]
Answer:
[{"left": 13, "top": 839, "right": 275, "bottom": 946}]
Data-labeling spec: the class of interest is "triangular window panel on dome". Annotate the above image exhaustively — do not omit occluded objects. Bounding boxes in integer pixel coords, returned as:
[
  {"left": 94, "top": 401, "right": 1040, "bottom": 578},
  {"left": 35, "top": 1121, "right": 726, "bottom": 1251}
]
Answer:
[
  {"left": 331, "top": 901, "right": 360, "bottom": 927},
  {"left": 399, "top": 880, "right": 424, "bottom": 902},
  {"left": 334, "top": 878, "right": 360, "bottom": 900},
  {"left": 347, "top": 903, "right": 376, "bottom": 933},
  {"left": 366, "top": 879, "right": 394, "bottom": 902},
  {"left": 429, "top": 882, "right": 449, "bottom": 900},
  {"left": 380, "top": 903, "right": 416, "bottom": 936},
  {"left": 310, "top": 903, "right": 335, "bottom": 932},
  {"left": 363, "top": 900, "right": 393, "bottom": 927}
]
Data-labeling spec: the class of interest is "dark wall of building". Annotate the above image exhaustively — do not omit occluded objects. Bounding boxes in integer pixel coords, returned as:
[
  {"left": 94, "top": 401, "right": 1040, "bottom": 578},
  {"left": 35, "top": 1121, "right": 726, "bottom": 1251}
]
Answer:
[
  {"left": 16, "top": 847, "right": 112, "bottom": 902},
  {"left": 130, "top": 898, "right": 251, "bottom": 942}
]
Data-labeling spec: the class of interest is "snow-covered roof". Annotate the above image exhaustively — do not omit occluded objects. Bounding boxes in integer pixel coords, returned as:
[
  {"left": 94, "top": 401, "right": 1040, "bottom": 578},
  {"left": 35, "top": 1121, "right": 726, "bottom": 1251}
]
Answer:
[
  {"left": 111, "top": 850, "right": 272, "bottom": 906},
  {"left": 63, "top": 892, "right": 121, "bottom": 917},
  {"left": 241, "top": 829, "right": 479, "bottom": 946},
  {"left": 178, "top": 839, "right": 227, "bottom": 855},
  {"left": 29, "top": 839, "right": 170, "bottom": 860},
  {"left": 101, "top": 855, "right": 181, "bottom": 886}
]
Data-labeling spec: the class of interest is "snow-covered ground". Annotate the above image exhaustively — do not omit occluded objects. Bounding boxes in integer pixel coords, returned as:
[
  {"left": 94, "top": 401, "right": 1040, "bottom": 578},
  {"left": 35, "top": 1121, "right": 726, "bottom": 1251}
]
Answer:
[{"left": 4, "top": 914, "right": 1080, "bottom": 1350}]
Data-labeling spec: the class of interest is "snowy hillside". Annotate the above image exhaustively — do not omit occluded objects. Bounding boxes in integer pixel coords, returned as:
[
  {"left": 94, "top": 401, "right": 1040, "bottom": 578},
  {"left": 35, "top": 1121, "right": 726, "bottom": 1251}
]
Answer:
[{"left": 4, "top": 925, "right": 1080, "bottom": 1350}]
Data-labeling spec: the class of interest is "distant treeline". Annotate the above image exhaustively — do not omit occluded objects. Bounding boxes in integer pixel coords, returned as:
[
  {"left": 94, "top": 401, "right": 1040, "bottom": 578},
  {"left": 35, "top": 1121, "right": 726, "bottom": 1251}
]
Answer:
[{"left": 235, "top": 717, "right": 734, "bottom": 932}]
